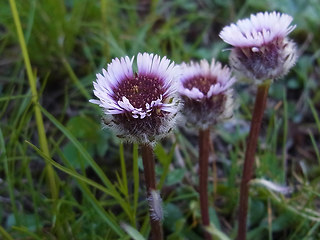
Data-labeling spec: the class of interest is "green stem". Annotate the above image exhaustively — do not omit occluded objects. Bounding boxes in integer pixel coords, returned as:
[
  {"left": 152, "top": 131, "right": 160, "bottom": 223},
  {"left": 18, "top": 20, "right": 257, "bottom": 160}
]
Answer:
[
  {"left": 0, "top": 129, "right": 20, "bottom": 225},
  {"left": 9, "top": 0, "right": 58, "bottom": 200},
  {"left": 61, "top": 56, "right": 90, "bottom": 100},
  {"left": 119, "top": 142, "right": 129, "bottom": 197},
  {"left": 133, "top": 143, "right": 139, "bottom": 227},
  {"left": 199, "top": 128, "right": 212, "bottom": 240},
  {"left": 100, "top": 0, "right": 110, "bottom": 58},
  {"left": 237, "top": 80, "right": 271, "bottom": 240},
  {"left": 141, "top": 144, "right": 163, "bottom": 240},
  {"left": 0, "top": 225, "right": 14, "bottom": 240},
  {"left": 282, "top": 89, "right": 288, "bottom": 183}
]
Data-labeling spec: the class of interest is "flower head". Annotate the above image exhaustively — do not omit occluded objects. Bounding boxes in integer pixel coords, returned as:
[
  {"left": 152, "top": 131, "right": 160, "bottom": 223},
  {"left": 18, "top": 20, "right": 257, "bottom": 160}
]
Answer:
[
  {"left": 179, "top": 59, "right": 236, "bottom": 129},
  {"left": 90, "top": 53, "right": 180, "bottom": 144},
  {"left": 219, "top": 11, "right": 297, "bottom": 83}
]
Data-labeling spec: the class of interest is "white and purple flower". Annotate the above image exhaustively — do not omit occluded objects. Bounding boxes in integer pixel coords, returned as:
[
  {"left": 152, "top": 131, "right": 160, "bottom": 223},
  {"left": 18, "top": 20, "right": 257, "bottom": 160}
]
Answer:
[
  {"left": 179, "top": 59, "right": 236, "bottom": 129},
  {"left": 90, "top": 53, "right": 181, "bottom": 143},
  {"left": 219, "top": 11, "right": 297, "bottom": 83}
]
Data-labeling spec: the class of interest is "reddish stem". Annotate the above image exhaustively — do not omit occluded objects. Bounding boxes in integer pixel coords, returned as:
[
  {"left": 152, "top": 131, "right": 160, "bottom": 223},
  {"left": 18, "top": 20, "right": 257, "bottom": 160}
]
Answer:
[
  {"left": 237, "top": 81, "right": 271, "bottom": 240},
  {"left": 209, "top": 135, "right": 217, "bottom": 201},
  {"left": 141, "top": 144, "right": 163, "bottom": 240},
  {"left": 199, "top": 128, "right": 212, "bottom": 240}
]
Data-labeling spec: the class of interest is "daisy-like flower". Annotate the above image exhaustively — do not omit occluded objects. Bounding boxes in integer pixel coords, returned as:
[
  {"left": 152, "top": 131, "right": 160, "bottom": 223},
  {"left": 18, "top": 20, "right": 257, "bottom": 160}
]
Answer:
[
  {"left": 90, "top": 53, "right": 180, "bottom": 144},
  {"left": 219, "top": 11, "right": 297, "bottom": 83},
  {"left": 179, "top": 59, "right": 236, "bottom": 129}
]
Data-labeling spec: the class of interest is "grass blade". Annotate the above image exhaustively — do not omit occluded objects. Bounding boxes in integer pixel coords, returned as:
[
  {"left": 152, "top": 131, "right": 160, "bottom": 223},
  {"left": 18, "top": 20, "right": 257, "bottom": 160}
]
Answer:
[
  {"left": 133, "top": 143, "right": 139, "bottom": 226},
  {"left": 9, "top": 0, "right": 58, "bottom": 200},
  {"left": 119, "top": 142, "right": 129, "bottom": 198},
  {"left": 26, "top": 141, "right": 114, "bottom": 196},
  {"left": 121, "top": 222, "right": 145, "bottom": 240},
  {"left": 155, "top": 142, "right": 176, "bottom": 189},
  {"left": 11, "top": 227, "right": 42, "bottom": 240},
  {"left": 39, "top": 105, "right": 133, "bottom": 220},
  {"left": 308, "top": 98, "right": 320, "bottom": 133},
  {"left": 282, "top": 90, "right": 288, "bottom": 183},
  {"left": 0, "top": 128, "right": 20, "bottom": 225},
  {"left": 0, "top": 218, "right": 14, "bottom": 240},
  {"left": 26, "top": 141, "right": 125, "bottom": 237},
  {"left": 308, "top": 130, "right": 320, "bottom": 165},
  {"left": 61, "top": 56, "right": 91, "bottom": 100}
]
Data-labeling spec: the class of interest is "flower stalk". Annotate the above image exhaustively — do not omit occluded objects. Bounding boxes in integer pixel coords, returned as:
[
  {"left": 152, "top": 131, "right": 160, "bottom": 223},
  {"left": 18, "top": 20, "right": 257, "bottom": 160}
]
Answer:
[
  {"left": 178, "top": 59, "right": 235, "bottom": 240},
  {"left": 199, "top": 128, "right": 212, "bottom": 240},
  {"left": 219, "top": 11, "right": 297, "bottom": 240},
  {"left": 237, "top": 80, "right": 271, "bottom": 240},
  {"left": 90, "top": 53, "right": 180, "bottom": 239},
  {"left": 141, "top": 144, "right": 163, "bottom": 240}
]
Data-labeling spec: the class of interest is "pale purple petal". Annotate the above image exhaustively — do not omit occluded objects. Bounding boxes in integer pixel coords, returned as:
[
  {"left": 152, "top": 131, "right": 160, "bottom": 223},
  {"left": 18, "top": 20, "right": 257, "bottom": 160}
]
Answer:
[
  {"left": 207, "top": 84, "right": 222, "bottom": 97},
  {"left": 91, "top": 52, "right": 179, "bottom": 122},
  {"left": 89, "top": 99, "right": 101, "bottom": 105},
  {"left": 179, "top": 59, "right": 235, "bottom": 100},
  {"left": 180, "top": 87, "right": 204, "bottom": 99},
  {"left": 219, "top": 11, "right": 296, "bottom": 47}
]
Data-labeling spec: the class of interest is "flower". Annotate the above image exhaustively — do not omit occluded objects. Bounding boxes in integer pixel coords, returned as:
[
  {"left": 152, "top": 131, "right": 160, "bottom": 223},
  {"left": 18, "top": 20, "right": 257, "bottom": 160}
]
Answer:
[
  {"left": 90, "top": 53, "right": 181, "bottom": 144},
  {"left": 219, "top": 11, "right": 297, "bottom": 83},
  {"left": 178, "top": 59, "right": 236, "bottom": 129}
]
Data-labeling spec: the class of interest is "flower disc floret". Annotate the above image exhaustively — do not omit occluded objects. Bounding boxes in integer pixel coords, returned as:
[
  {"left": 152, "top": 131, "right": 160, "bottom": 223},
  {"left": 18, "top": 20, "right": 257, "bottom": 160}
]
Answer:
[{"left": 90, "top": 53, "right": 180, "bottom": 143}]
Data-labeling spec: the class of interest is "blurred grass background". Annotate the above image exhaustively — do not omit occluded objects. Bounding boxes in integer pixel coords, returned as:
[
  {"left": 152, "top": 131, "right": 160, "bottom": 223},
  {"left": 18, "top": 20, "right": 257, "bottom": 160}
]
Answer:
[{"left": 1, "top": 0, "right": 320, "bottom": 239}]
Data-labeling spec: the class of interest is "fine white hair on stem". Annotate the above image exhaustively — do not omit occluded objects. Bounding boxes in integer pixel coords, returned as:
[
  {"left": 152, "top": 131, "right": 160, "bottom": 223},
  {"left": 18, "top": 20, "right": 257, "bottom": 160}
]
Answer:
[{"left": 147, "top": 190, "right": 164, "bottom": 222}]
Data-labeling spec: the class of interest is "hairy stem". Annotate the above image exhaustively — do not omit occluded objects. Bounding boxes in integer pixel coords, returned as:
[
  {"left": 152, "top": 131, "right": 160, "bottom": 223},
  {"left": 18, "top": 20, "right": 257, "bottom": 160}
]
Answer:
[
  {"left": 199, "top": 128, "right": 212, "bottom": 240},
  {"left": 141, "top": 144, "right": 163, "bottom": 240},
  {"left": 237, "top": 80, "right": 271, "bottom": 240}
]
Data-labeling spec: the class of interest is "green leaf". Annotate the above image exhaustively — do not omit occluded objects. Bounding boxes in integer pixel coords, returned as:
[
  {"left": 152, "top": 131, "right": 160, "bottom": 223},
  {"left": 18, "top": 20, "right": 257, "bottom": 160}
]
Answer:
[
  {"left": 121, "top": 223, "right": 145, "bottom": 240},
  {"left": 39, "top": 106, "right": 132, "bottom": 219},
  {"left": 163, "top": 203, "right": 183, "bottom": 232},
  {"left": 11, "top": 226, "right": 42, "bottom": 240},
  {"left": 26, "top": 141, "right": 125, "bottom": 237},
  {"left": 63, "top": 142, "right": 88, "bottom": 169},
  {"left": 272, "top": 212, "right": 297, "bottom": 232},
  {"left": 209, "top": 206, "right": 221, "bottom": 230},
  {"left": 62, "top": 115, "right": 110, "bottom": 168},
  {"left": 249, "top": 200, "right": 266, "bottom": 226},
  {"left": 27, "top": 141, "right": 114, "bottom": 194},
  {"left": 0, "top": 225, "right": 14, "bottom": 240},
  {"left": 206, "top": 223, "right": 231, "bottom": 240},
  {"left": 154, "top": 143, "right": 169, "bottom": 165},
  {"left": 165, "top": 169, "right": 185, "bottom": 186},
  {"left": 308, "top": 98, "right": 320, "bottom": 133},
  {"left": 6, "top": 214, "right": 39, "bottom": 232}
]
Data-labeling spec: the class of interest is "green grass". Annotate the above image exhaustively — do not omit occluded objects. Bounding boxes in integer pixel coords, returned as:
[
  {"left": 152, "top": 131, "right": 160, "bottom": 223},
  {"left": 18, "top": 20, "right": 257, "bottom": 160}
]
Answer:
[{"left": 1, "top": 0, "right": 320, "bottom": 239}]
